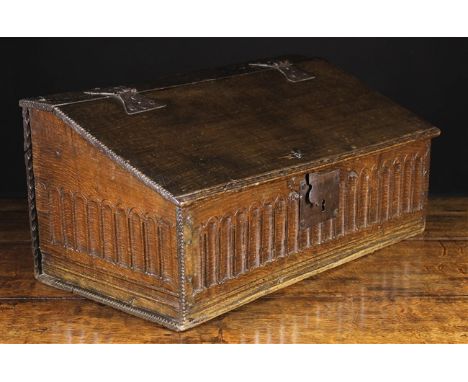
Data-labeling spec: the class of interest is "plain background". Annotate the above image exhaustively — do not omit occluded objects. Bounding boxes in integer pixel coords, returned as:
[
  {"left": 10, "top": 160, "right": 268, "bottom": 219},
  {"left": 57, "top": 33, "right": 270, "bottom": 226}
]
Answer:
[{"left": 2, "top": 38, "right": 467, "bottom": 197}]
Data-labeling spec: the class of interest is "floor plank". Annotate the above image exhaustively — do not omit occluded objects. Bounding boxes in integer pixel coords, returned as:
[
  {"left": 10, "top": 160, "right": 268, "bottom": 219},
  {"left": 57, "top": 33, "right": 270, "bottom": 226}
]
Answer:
[
  {"left": 0, "top": 210, "right": 30, "bottom": 243},
  {"left": 0, "top": 199, "right": 27, "bottom": 212},
  {"left": 0, "top": 242, "right": 79, "bottom": 299},
  {"left": 218, "top": 295, "right": 468, "bottom": 344},
  {"left": 271, "top": 240, "right": 468, "bottom": 299},
  {"left": 0, "top": 300, "right": 222, "bottom": 344},
  {"left": 411, "top": 197, "right": 468, "bottom": 240},
  {"left": 1, "top": 295, "right": 465, "bottom": 344}
]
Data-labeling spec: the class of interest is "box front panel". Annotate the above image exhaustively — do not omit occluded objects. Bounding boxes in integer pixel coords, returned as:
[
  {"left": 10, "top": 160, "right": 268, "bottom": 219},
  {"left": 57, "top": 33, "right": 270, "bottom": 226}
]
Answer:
[
  {"left": 29, "top": 110, "right": 180, "bottom": 319},
  {"left": 185, "top": 139, "right": 431, "bottom": 322}
]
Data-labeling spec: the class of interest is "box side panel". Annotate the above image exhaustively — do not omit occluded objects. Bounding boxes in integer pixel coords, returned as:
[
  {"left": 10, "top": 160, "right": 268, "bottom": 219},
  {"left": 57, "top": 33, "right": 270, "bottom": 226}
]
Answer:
[
  {"left": 28, "top": 109, "right": 180, "bottom": 321},
  {"left": 183, "top": 139, "right": 432, "bottom": 327}
]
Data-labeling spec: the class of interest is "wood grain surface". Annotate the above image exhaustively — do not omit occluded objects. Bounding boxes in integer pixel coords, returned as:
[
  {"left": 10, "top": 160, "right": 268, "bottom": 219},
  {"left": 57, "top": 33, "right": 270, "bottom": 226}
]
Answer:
[
  {"left": 25, "top": 105, "right": 438, "bottom": 330},
  {"left": 0, "top": 197, "right": 466, "bottom": 343}
]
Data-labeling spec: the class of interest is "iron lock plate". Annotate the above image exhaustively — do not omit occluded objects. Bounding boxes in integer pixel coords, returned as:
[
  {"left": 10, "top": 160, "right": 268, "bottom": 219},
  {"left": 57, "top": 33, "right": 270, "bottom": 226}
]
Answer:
[{"left": 299, "top": 169, "right": 340, "bottom": 229}]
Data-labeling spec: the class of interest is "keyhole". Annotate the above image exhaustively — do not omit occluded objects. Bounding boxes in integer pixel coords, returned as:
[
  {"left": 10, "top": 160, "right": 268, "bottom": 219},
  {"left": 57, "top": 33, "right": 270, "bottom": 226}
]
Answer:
[{"left": 321, "top": 199, "right": 326, "bottom": 212}]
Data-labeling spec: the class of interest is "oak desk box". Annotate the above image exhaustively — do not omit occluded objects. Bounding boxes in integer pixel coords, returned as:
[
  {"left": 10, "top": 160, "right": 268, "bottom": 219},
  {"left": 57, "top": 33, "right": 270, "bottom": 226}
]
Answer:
[{"left": 20, "top": 57, "right": 440, "bottom": 331}]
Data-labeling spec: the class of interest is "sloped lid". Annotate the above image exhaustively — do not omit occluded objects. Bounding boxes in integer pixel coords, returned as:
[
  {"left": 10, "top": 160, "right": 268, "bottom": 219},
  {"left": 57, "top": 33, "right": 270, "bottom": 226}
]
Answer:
[{"left": 20, "top": 57, "right": 440, "bottom": 204}]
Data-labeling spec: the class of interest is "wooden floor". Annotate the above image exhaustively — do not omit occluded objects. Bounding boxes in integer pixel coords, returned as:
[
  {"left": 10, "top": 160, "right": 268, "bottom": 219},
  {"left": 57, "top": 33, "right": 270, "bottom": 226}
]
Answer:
[{"left": 0, "top": 197, "right": 466, "bottom": 343}]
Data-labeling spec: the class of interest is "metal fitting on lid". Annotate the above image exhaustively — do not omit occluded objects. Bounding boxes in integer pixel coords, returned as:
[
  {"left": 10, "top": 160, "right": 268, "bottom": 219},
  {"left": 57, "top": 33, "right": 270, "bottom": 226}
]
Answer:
[
  {"left": 249, "top": 60, "right": 315, "bottom": 83},
  {"left": 85, "top": 86, "right": 166, "bottom": 115}
]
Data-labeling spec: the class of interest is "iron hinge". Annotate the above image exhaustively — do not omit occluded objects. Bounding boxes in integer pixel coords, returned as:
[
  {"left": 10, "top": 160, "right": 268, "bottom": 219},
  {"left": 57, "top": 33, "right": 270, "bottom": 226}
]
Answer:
[
  {"left": 249, "top": 60, "right": 315, "bottom": 83},
  {"left": 84, "top": 86, "right": 166, "bottom": 115}
]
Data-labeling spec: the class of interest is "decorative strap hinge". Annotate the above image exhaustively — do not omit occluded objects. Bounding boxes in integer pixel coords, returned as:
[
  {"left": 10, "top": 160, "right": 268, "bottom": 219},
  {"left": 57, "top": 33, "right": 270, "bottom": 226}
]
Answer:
[
  {"left": 249, "top": 60, "right": 315, "bottom": 83},
  {"left": 84, "top": 86, "right": 166, "bottom": 115}
]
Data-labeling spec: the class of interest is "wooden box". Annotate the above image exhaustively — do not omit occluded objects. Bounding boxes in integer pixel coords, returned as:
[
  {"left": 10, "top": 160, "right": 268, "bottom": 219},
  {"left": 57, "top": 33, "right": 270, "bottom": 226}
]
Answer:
[{"left": 20, "top": 57, "right": 440, "bottom": 331}]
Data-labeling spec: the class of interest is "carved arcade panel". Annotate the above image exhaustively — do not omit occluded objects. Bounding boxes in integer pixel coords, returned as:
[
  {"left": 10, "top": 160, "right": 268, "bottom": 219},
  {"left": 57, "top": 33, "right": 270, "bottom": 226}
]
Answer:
[
  {"left": 194, "top": 145, "right": 430, "bottom": 292},
  {"left": 34, "top": 182, "right": 177, "bottom": 285}
]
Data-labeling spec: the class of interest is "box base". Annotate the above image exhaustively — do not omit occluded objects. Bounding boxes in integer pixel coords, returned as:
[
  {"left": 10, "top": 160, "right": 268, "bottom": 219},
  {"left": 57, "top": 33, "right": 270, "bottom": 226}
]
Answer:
[
  {"left": 36, "top": 218, "right": 425, "bottom": 332},
  {"left": 36, "top": 273, "right": 183, "bottom": 331}
]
